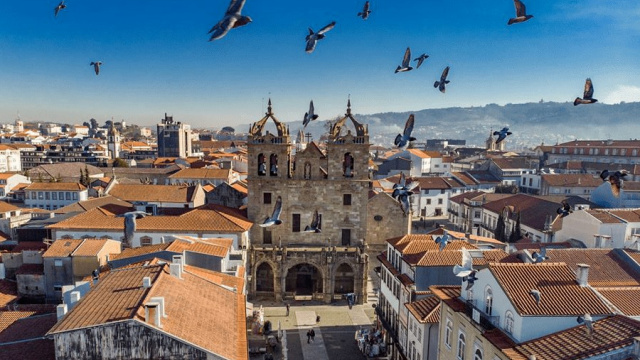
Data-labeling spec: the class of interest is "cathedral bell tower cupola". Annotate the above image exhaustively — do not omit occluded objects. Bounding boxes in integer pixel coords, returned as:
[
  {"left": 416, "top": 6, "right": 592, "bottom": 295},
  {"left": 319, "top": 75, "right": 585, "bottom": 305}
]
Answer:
[
  {"left": 247, "top": 99, "right": 293, "bottom": 180},
  {"left": 326, "top": 99, "right": 370, "bottom": 181},
  {"left": 107, "top": 122, "right": 121, "bottom": 160}
]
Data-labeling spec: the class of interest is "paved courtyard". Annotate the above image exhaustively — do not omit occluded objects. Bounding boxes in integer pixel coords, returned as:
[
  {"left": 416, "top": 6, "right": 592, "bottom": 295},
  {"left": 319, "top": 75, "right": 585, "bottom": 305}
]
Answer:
[{"left": 249, "top": 299, "right": 377, "bottom": 360}]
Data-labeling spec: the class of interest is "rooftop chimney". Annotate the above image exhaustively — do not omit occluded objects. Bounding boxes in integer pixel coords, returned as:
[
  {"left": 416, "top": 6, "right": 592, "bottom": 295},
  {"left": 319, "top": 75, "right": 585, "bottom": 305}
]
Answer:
[
  {"left": 69, "top": 291, "right": 81, "bottom": 305},
  {"left": 593, "top": 234, "right": 602, "bottom": 248},
  {"left": 56, "top": 304, "right": 68, "bottom": 321},
  {"left": 149, "top": 296, "right": 167, "bottom": 318},
  {"left": 172, "top": 255, "right": 184, "bottom": 273},
  {"left": 142, "top": 277, "right": 152, "bottom": 288},
  {"left": 170, "top": 263, "right": 182, "bottom": 279},
  {"left": 144, "top": 302, "right": 162, "bottom": 328},
  {"left": 600, "top": 235, "right": 611, "bottom": 248},
  {"left": 576, "top": 263, "right": 590, "bottom": 287}
]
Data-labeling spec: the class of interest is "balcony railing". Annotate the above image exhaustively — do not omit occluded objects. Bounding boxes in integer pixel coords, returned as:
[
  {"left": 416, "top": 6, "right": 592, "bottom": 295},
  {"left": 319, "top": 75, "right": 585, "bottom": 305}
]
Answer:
[{"left": 464, "top": 301, "right": 500, "bottom": 331}]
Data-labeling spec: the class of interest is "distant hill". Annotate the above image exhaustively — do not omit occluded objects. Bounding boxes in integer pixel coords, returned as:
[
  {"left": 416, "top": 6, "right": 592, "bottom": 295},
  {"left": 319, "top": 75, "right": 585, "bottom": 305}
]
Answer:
[{"left": 290, "top": 101, "right": 640, "bottom": 150}]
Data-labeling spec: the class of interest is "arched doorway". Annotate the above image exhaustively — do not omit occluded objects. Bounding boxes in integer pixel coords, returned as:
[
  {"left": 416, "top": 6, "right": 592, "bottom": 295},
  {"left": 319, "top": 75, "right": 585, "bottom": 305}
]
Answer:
[
  {"left": 285, "top": 263, "right": 322, "bottom": 296},
  {"left": 255, "top": 262, "right": 274, "bottom": 292},
  {"left": 334, "top": 263, "right": 354, "bottom": 294}
]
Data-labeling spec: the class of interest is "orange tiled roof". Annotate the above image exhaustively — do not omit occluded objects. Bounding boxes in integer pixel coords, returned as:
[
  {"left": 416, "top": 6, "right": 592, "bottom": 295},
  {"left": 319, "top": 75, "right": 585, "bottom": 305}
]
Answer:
[
  {"left": 72, "top": 239, "right": 115, "bottom": 257},
  {"left": 42, "top": 239, "right": 83, "bottom": 258},
  {"left": 185, "top": 265, "right": 244, "bottom": 291},
  {"left": 429, "top": 285, "right": 465, "bottom": 312},
  {"left": 0, "top": 312, "right": 57, "bottom": 343},
  {"left": 489, "top": 262, "right": 612, "bottom": 316},
  {"left": 0, "top": 280, "right": 18, "bottom": 308},
  {"left": 541, "top": 173, "right": 603, "bottom": 187},
  {"left": 108, "top": 243, "right": 171, "bottom": 260},
  {"left": 25, "top": 182, "right": 86, "bottom": 191},
  {"left": 48, "top": 264, "right": 248, "bottom": 360},
  {"left": 509, "top": 315, "right": 640, "bottom": 360},
  {"left": 108, "top": 184, "right": 198, "bottom": 203},
  {"left": 595, "top": 287, "right": 640, "bottom": 316},
  {"left": 48, "top": 205, "right": 252, "bottom": 233},
  {"left": 416, "top": 249, "right": 504, "bottom": 267},
  {"left": 405, "top": 295, "right": 440, "bottom": 324},
  {"left": 545, "top": 249, "right": 640, "bottom": 287},
  {"left": 388, "top": 234, "right": 478, "bottom": 255},
  {"left": 585, "top": 209, "right": 624, "bottom": 224},
  {"left": 168, "top": 168, "right": 231, "bottom": 180}
]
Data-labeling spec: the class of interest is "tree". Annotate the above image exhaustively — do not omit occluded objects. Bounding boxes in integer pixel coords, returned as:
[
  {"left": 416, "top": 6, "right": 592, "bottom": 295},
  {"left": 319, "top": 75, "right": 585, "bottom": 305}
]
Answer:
[
  {"left": 221, "top": 126, "right": 235, "bottom": 133},
  {"left": 89, "top": 118, "right": 98, "bottom": 129},
  {"left": 113, "top": 158, "right": 129, "bottom": 168},
  {"left": 79, "top": 169, "right": 87, "bottom": 186},
  {"left": 494, "top": 209, "right": 507, "bottom": 243},
  {"left": 509, "top": 211, "right": 522, "bottom": 243}
]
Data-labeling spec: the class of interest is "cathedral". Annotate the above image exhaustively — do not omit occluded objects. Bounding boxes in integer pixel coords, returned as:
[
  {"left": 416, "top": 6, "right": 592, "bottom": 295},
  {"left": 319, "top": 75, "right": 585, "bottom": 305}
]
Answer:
[{"left": 246, "top": 100, "right": 407, "bottom": 304}]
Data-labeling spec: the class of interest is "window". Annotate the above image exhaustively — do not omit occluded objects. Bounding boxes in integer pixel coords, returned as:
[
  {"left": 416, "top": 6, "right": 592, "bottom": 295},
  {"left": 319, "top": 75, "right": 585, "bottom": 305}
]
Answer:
[
  {"left": 474, "top": 348, "right": 483, "bottom": 360},
  {"left": 441, "top": 189, "right": 445, "bottom": 194},
  {"left": 54, "top": 259, "right": 63, "bottom": 267},
  {"left": 263, "top": 192, "right": 272, "bottom": 204},
  {"left": 504, "top": 311, "right": 514, "bottom": 334},
  {"left": 343, "top": 194, "right": 352, "bottom": 205},
  {"left": 72, "top": 193, "right": 78, "bottom": 200},
  {"left": 269, "top": 154, "right": 278, "bottom": 176},
  {"left": 45, "top": 192, "right": 50, "bottom": 200},
  {"left": 341, "top": 229, "right": 351, "bottom": 246},
  {"left": 140, "top": 236, "right": 152, "bottom": 246},
  {"left": 417, "top": 327, "right": 422, "bottom": 341},
  {"left": 52, "top": 192, "right": 57, "bottom": 200},
  {"left": 445, "top": 319, "right": 453, "bottom": 348},
  {"left": 59, "top": 191, "right": 64, "bottom": 199},
  {"left": 258, "top": 153, "right": 266, "bottom": 176},
  {"left": 263, "top": 227, "right": 272, "bottom": 244},
  {"left": 38, "top": 191, "right": 44, "bottom": 200},
  {"left": 292, "top": 214, "right": 300, "bottom": 232},
  {"left": 438, "top": 198, "right": 443, "bottom": 205},
  {"left": 343, "top": 153, "right": 354, "bottom": 177},
  {"left": 457, "top": 332, "right": 466, "bottom": 360},
  {"left": 485, "top": 287, "right": 493, "bottom": 315},
  {"left": 66, "top": 192, "right": 71, "bottom": 200},
  {"left": 427, "top": 199, "right": 431, "bottom": 205}
]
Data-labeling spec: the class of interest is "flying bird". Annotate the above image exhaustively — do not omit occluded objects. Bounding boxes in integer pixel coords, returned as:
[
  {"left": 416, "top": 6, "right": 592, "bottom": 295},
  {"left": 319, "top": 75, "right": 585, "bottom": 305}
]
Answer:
[
  {"left": 435, "top": 230, "right": 454, "bottom": 252},
  {"left": 529, "top": 289, "right": 541, "bottom": 305},
  {"left": 398, "top": 194, "right": 411, "bottom": 216},
  {"left": 532, "top": 247, "right": 549, "bottom": 264},
  {"left": 303, "top": 100, "right": 319, "bottom": 128},
  {"left": 556, "top": 200, "right": 572, "bottom": 218},
  {"left": 394, "top": 114, "right": 417, "bottom": 150},
  {"left": 392, "top": 172, "right": 418, "bottom": 199},
  {"left": 508, "top": 0, "right": 533, "bottom": 25},
  {"left": 413, "top": 53, "right": 429, "bottom": 69},
  {"left": 117, "top": 211, "right": 149, "bottom": 247},
  {"left": 54, "top": 1, "right": 66, "bottom": 17},
  {"left": 463, "top": 270, "right": 478, "bottom": 290},
  {"left": 454, "top": 248, "right": 478, "bottom": 289},
  {"left": 434, "top": 66, "right": 450, "bottom": 93},
  {"left": 395, "top": 47, "right": 413, "bottom": 73},
  {"left": 90, "top": 61, "right": 102, "bottom": 75},
  {"left": 493, "top": 127, "right": 512, "bottom": 144},
  {"left": 305, "top": 21, "right": 336, "bottom": 53},
  {"left": 208, "top": 0, "right": 252, "bottom": 41},
  {"left": 260, "top": 196, "right": 283, "bottom": 227},
  {"left": 358, "top": 1, "right": 371, "bottom": 20},
  {"left": 573, "top": 78, "right": 598, "bottom": 106},
  {"left": 577, "top": 314, "right": 594, "bottom": 337},
  {"left": 303, "top": 210, "right": 321, "bottom": 233}
]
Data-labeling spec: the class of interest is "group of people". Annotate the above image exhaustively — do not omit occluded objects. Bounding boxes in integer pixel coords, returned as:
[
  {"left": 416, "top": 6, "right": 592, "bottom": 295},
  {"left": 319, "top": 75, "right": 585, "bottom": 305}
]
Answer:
[{"left": 306, "top": 329, "right": 316, "bottom": 343}]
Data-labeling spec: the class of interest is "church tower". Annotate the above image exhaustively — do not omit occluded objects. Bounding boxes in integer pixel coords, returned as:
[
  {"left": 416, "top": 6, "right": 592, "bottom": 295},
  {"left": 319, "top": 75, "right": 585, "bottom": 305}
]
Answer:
[{"left": 107, "top": 123, "right": 121, "bottom": 160}]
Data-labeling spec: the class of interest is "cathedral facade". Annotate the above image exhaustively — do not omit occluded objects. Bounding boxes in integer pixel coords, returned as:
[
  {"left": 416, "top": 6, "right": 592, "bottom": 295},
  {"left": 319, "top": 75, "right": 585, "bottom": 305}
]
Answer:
[{"left": 246, "top": 100, "right": 372, "bottom": 304}]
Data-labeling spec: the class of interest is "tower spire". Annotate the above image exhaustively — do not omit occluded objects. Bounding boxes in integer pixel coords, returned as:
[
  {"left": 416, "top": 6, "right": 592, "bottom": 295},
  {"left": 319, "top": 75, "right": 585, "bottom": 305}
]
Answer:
[
  {"left": 346, "top": 96, "right": 351, "bottom": 115},
  {"left": 267, "top": 98, "right": 273, "bottom": 115}
]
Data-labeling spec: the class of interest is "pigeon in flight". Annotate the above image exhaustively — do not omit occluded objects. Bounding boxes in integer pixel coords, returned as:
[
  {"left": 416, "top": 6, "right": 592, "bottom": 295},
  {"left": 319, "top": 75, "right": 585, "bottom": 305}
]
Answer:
[
  {"left": 414, "top": 53, "right": 429, "bottom": 69},
  {"left": 493, "top": 127, "right": 512, "bottom": 144},
  {"left": 54, "top": 1, "right": 66, "bottom": 17},
  {"left": 117, "top": 211, "right": 149, "bottom": 247},
  {"left": 394, "top": 114, "right": 417, "bottom": 150},
  {"left": 395, "top": 47, "right": 413, "bottom": 73},
  {"left": 303, "top": 210, "right": 321, "bottom": 233},
  {"left": 358, "top": 1, "right": 371, "bottom": 20},
  {"left": 508, "top": 0, "right": 533, "bottom": 25},
  {"left": 260, "top": 196, "right": 283, "bottom": 227},
  {"left": 435, "top": 230, "right": 454, "bottom": 252},
  {"left": 305, "top": 21, "right": 336, "bottom": 53},
  {"left": 434, "top": 66, "right": 450, "bottom": 93},
  {"left": 529, "top": 289, "right": 541, "bottom": 305},
  {"left": 454, "top": 248, "right": 478, "bottom": 289},
  {"left": 556, "top": 200, "right": 572, "bottom": 218},
  {"left": 208, "top": 0, "right": 252, "bottom": 41},
  {"left": 573, "top": 78, "right": 598, "bottom": 106},
  {"left": 577, "top": 314, "right": 594, "bottom": 337},
  {"left": 532, "top": 247, "right": 549, "bottom": 264},
  {"left": 90, "top": 61, "right": 102, "bottom": 75},
  {"left": 303, "top": 100, "right": 319, "bottom": 128},
  {"left": 392, "top": 172, "right": 418, "bottom": 199}
]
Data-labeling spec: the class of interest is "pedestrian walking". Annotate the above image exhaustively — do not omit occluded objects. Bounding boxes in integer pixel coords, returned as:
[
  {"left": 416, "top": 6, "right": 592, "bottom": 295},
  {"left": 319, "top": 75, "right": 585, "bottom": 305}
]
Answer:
[
  {"left": 306, "top": 330, "right": 311, "bottom": 343},
  {"left": 310, "top": 329, "right": 316, "bottom": 343},
  {"left": 285, "top": 303, "right": 290, "bottom": 317}
]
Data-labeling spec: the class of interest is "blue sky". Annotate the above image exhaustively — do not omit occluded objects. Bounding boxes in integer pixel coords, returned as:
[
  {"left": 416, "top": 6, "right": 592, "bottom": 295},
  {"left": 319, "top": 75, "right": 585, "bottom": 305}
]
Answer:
[{"left": 0, "top": 0, "right": 639, "bottom": 130}]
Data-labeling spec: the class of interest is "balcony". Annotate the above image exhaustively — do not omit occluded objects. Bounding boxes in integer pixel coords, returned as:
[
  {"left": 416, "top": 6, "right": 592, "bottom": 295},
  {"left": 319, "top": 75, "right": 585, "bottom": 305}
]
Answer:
[
  {"left": 464, "top": 301, "right": 500, "bottom": 331},
  {"left": 374, "top": 305, "right": 397, "bottom": 342}
]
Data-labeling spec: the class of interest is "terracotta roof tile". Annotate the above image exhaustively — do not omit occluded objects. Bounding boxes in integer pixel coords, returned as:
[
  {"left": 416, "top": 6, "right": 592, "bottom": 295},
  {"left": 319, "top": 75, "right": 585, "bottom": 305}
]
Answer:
[
  {"left": 584, "top": 209, "right": 624, "bottom": 224},
  {"left": 0, "top": 280, "right": 18, "bottom": 308},
  {"left": 10, "top": 242, "right": 47, "bottom": 252},
  {"left": 72, "top": 239, "right": 115, "bottom": 257},
  {"left": 429, "top": 285, "right": 465, "bottom": 312},
  {"left": 607, "top": 209, "right": 640, "bottom": 223},
  {"left": 405, "top": 295, "right": 440, "bottom": 324},
  {"left": 545, "top": 249, "right": 640, "bottom": 287},
  {"left": 377, "top": 252, "right": 399, "bottom": 277},
  {"left": 483, "top": 194, "right": 563, "bottom": 231},
  {"left": 108, "top": 244, "right": 171, "bottom": 261},
  {"left": 595, "top": 287, "right": 640, "bottom": 316},
  {"left": 42, "top": 239, "right": 83, "bottom": 258},
  {"left": 0, "top": 312, "right": 57, "bottom": 343},
  {"left": 489, "top": 262, "right": 612, "bottom": 316},
  {"left": 185, "top": 265, "right": 244, "bottom": 291},
  {"left": 168, "top": 168, "right": 232, "bottom": 180},
  {"left": 108, "top": 184, "right": 198, "bottom": 203},
  {"left": 398, "top": 273, "right": 414, "bottom": 287},
  {"left": 25, "top": 182, "right": 86, "bottom": 191},
  {"left": 541, "top": 173, "right": 603, "bottom": 187},
  {"left": 54, "top": 195, "right": 132, "bottom": 214}
]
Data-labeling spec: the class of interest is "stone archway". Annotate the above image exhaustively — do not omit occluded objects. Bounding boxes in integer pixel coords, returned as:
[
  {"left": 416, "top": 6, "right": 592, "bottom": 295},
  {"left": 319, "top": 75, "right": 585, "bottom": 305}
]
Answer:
[
  {"left": 334, "top": 263, "right": 355, "bottom": 294},
  {"left": 285, "top": 263, "right": 323, "bottom": 296},
  {"left": 255, "top": 262, "right": 275, "bottom": 292}
]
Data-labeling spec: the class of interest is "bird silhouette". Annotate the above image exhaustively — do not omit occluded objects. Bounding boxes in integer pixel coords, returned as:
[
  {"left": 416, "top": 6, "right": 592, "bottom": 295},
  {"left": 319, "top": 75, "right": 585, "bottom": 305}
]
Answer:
[
  {"left": 303, "top": 210, "right": 321, "bottom": 233},
  {"left": 305, "top": 21, "right": 336, "bottom": 53},
  {"left": 413, "top": 53, "right": 429, "bottom": 69},
  {"left": 529, "top": 289, "right": 541, "bottom": 305},
  {"left": 260, "top": 196, "right": 283, "bottom": 227},
  {"left": 208, "top": 0, "right": 252, "bottom": 41},
  {"left": 394, "top": 114, "right": 417, "bottom": 150},
  {"left": 493, "top": 127, "right": 512, "bottom": 144},
  {"left": 54, "top": 1, "right": 66, "bottom": 17},
  {"left": 395, "top": 47, "right": 413, "bottom": 73},
  {"left": 453, "top": 248, "right": 474, "bottom": 276},
  {"left": 508, "top": 0, "right": 533, "bottom": 25},
  {"left": 577, "top": 314, "right": 594, "bottom": 337},
  {"left": 434, "top": 66, "right": 450, "bottom": 93},
  {"left": 435, "top": 230, "right": 454, "bottom": 252},
  {"left": 117, "top": 211, "right": 149, "bottom": 247},
  {"left": 573, "top": 78, "right": 598, "bottom": 106},
  {"left": 303, "top": 100, "right": 319, "bottom": 128},
  {"left": 358, "top": 1, "right": 371, "bottom": 20},
  {"left": 90, "top": 61, "right": 102, "bottom": 75},
  {"left": 463, "top": 270, "right": 478, "bottom": 290},
  {"left": 556, "top": 200, "right": 572, "bottom": 218},
  {"left": 392, "top": 172, "right": 418, "bottom": 199},
  {"left": 532, "top": 247, "right": 549, "bottom": 264}
]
